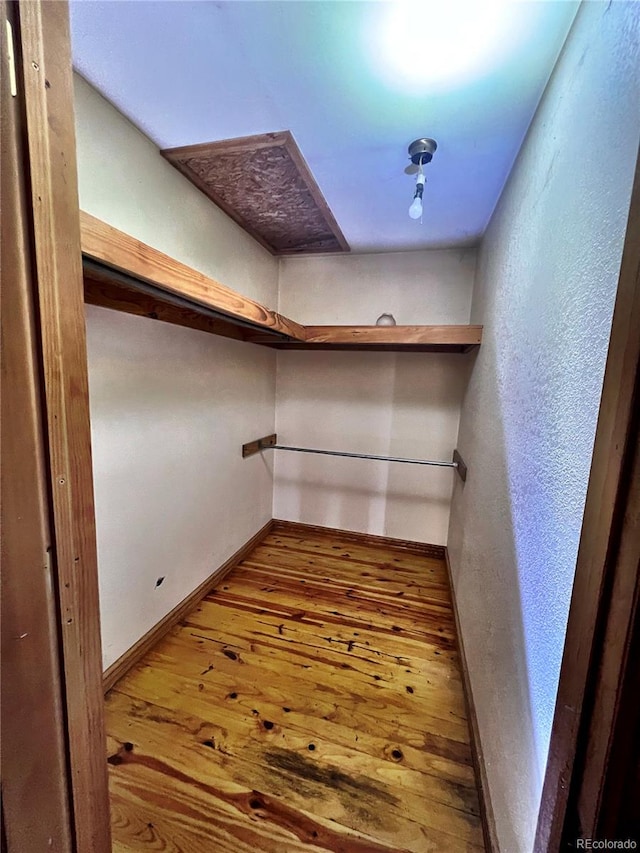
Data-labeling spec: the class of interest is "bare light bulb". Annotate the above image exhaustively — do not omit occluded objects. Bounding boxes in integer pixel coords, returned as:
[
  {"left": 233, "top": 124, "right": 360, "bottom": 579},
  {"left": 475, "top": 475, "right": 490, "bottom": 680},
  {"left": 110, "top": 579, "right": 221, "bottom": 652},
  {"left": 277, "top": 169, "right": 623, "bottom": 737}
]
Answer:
[
  {"left": 408, "top": 196, "right": 423, "bottom": 219},
  {"left": 409, "top": 171, "right": 426, "bottom": 220}
]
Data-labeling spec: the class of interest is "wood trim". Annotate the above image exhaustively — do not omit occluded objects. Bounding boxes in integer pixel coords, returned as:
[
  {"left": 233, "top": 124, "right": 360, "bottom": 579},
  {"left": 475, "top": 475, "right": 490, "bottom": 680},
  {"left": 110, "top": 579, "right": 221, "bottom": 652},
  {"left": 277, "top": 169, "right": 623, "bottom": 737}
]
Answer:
[
  {"left": 536, "top": 145, "right": 640, "bottom": 850},
  {"left": 271, "top": 519, "right": 445, "bottom": 559},
  {"left": 578, "top": 424, "right": 640, "bottom": 836},
  {"left": 279, "top": 130, "right": 351, "bottom": 254},
  {"left": 444, "top": 549, "right": 499, "bottom": 853},
  {"left": 161, "top": 130, "right": 350, "bottom": 256},
  {"left": 80, "top": 211, "right": 307, "bottom": 340},
  {"left": 103, "top": 520, "right": 275, "bottom": 693},
  {"left": 161, "top": 130, "right": 293, "bottom": 158},
  {"left": 1, "top": 3, "right": 72, "bottom": 847},
  {"left": 17, "top": 3, "right": 111, "bottom": 850}
]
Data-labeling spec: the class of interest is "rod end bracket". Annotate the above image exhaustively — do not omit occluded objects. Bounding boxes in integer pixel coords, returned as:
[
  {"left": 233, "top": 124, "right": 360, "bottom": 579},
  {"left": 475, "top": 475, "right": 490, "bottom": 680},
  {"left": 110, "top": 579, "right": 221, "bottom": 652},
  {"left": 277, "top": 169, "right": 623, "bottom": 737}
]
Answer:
[
  {"left": 453, "top": 449, "right": 468, "bottom": 482},
  {"left": 242, "top": 433, "right": 277, "bottom": 458}
]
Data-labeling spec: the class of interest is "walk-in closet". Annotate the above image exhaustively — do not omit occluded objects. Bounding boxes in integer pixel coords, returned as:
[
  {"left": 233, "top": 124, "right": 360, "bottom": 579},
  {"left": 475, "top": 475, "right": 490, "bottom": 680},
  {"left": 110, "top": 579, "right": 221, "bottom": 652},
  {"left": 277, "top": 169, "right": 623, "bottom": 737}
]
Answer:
[{"left": 3, "top": 2, "right": 639, "bottom": 852}]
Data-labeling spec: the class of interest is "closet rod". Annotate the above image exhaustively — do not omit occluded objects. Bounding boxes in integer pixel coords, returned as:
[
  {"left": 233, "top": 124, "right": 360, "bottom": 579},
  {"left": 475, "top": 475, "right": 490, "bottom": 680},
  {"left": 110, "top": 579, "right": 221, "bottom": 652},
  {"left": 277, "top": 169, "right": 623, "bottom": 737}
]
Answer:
[
  {"left": 242, "top": 434, "right": 468, "bottom": 481},
  {"left": 269, "top": 444, "right": 457, "bottom": 469}
]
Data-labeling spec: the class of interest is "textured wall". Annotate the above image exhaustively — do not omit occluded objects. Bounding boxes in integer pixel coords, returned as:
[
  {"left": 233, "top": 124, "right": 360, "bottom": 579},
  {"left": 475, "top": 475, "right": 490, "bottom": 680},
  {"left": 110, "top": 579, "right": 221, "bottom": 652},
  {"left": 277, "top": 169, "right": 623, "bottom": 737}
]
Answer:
[
  {"left": 275, "top": 250, "right": 476, "bottom": 543},
  {"left": 447, "top": 3, "right": 640, "bottom": 850},
  {"left": 75, "top": 77, "right": 279, "bottom": 669}
]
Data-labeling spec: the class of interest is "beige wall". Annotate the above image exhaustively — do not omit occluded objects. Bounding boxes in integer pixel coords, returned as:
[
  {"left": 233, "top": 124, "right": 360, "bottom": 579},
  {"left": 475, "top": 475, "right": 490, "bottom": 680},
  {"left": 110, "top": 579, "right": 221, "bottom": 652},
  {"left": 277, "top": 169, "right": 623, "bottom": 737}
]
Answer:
[
  {"left": 86, "top": 307, "right": 275, "bottom": 669},
  {"left": 75, "top": 74, "right": 279, "bottom": 669},
  {"left": 447, "top": 3, "right": 640, "bottom": 850},
  {"left": 275, "top": 250, "right": 476, "bottom": 543},
  {"left": 277, "top": 249, "right": 475, "bottom": 325},
  {"left": 74, "top": 74, "right": 277, "bottom": 306}
]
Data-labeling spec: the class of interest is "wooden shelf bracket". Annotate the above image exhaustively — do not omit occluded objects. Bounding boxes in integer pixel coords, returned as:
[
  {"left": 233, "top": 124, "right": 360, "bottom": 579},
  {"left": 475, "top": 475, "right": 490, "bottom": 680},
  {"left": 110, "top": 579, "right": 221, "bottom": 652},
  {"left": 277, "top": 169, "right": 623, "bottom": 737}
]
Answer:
[{"left": 242, "top": 433, "right": 278, "bottom": 458}]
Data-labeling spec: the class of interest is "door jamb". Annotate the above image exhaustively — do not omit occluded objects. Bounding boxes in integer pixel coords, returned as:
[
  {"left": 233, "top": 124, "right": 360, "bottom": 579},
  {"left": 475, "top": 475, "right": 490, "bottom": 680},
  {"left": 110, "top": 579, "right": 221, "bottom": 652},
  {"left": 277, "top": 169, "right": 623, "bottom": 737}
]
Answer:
[{"left": 6, "top": 2, "right": 112, "bottom": 850}]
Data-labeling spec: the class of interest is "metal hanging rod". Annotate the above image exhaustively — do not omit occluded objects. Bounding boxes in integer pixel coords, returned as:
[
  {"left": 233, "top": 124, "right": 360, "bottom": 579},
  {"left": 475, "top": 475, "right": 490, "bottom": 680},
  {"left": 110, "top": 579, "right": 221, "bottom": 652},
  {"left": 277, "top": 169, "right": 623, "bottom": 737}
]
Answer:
[
  {"left": 271, "top": 444, "right": 455, "bottom": 468},
  {"left": 242, "top": 434, "right": 467, "bottom": 481}
]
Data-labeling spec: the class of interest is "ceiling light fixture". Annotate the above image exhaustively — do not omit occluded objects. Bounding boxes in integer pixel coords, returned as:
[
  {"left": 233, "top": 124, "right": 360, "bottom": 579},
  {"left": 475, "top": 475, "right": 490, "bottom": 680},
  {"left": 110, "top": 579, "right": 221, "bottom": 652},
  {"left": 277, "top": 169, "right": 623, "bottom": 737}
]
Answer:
[
  {"left": 406, "top": 138, "right": 437, "bottom": 222},
  {"left": 372, "top": 0, "right": 525, "bottom": 95}
]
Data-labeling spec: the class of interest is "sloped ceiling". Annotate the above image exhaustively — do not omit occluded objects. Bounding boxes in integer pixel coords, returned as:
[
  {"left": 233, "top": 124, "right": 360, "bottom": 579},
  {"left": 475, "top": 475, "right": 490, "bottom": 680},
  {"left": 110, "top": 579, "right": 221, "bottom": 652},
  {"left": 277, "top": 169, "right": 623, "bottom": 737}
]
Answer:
[{"left": 70, "top": 1, "right": 579, "bottom": 253}]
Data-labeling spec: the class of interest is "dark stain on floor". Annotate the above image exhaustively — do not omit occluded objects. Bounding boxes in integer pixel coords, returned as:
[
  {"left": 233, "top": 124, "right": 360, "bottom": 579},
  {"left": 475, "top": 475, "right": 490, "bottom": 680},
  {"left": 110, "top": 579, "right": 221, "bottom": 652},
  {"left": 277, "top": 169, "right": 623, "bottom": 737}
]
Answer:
[{"left": 262, "top": 746, "right": 399, "bottom": 824}]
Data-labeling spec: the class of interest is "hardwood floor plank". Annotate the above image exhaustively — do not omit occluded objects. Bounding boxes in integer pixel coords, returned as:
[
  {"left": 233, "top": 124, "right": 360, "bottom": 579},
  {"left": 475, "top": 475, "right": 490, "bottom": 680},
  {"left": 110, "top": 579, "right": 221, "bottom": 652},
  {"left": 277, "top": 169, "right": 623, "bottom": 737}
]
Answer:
[
  {"left": 173, "top": 611, "right": 467, "bottom": 720},
  {"left": 116, "top": 653, "right": 468, "bottom": 758},
  {"left": 233, "top": 555, "right": 454, "bottom": 605},
  {"left": 106, "top": 525, "right": 484, "bottom": 851},
  {"left": 106, "top": 701, "right": 480, "bottom": 850},
  {"left": 269, "top": 523, "right": 444, "bottom": 559},
  {"left": 264, "top": 531, "right": 447, "bottom": 572},
  {"left": 203, "top": 585, "right": 457, "bottom": 650},
  {"left": 113, "top": 651, "right": 471, "bottom": 763},
  {"left": 182, "top": 604, "right": 462, "bottom": 694},
  {"left": 106, "top": 689, "right": 480, "bottom": 844},
  {"left": 106, "top": 684, "right": 474, "bottom": 790},
  {"left": 190, "top": 594, "right": 460, "bottom": 669}
]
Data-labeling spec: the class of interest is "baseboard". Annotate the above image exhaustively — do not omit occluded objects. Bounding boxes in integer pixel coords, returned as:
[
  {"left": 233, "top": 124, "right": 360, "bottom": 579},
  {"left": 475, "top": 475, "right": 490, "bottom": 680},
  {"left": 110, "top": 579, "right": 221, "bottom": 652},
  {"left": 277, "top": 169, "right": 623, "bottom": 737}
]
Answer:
[
  {"left": 272, "top": 518, "right": 445, "bottom": 559},
  {"left": 444, "top": 547, "right": 499, "bottom": 853},
  {"left": 102, "top": 518, "right": 274, "bottom": 693}
]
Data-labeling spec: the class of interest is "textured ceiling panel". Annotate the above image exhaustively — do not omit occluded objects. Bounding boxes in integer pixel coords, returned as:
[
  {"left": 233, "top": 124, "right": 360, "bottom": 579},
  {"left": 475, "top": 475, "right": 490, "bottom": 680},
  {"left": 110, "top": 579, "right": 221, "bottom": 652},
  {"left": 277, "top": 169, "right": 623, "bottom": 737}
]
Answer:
[{"left": 161, "top": 132, "right": 349, "bottom": 256}]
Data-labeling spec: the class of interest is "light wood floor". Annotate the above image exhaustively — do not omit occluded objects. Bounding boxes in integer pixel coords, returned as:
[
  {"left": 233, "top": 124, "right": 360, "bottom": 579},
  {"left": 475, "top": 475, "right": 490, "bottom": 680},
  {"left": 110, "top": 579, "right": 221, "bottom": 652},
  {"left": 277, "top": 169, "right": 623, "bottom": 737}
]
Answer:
[{"left": 105, "top": 522, "right": 485, "bottom": 852}]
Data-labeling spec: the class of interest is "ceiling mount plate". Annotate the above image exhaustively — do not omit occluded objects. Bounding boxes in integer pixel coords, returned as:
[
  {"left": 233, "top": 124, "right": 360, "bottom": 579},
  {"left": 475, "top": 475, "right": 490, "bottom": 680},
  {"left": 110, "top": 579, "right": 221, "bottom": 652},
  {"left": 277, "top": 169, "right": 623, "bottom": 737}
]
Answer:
[{"left": 408, "top": 138, "right": 438, "bottom": 166}]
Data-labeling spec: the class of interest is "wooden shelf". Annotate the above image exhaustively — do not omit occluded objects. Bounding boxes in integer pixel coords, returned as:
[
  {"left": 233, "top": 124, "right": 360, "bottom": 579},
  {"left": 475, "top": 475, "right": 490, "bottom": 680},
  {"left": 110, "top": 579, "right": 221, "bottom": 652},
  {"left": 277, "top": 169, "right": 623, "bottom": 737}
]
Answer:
[
  {"left": 80, "top": 212, "right": 305, "bottom": 343},
  {"left": 244, "top": 325, "right": 482, "bottom": 352},
  {"left": 81, "top": 213, "right": 482, "bottom": 353}
]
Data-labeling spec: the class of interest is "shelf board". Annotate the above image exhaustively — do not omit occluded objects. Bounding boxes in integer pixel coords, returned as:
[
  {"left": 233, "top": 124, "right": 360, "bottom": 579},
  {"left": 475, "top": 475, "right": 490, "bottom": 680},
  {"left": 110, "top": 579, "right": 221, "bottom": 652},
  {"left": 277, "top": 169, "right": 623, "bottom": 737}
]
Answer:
[
  {"left": 80, "top": 212, "right": 305, "bottom": 342},
  {"left": 244, "top": 325, "right": 482, "bottom": 352},
  {"left": 80, "top": 213, "right": 482, "bottom": 353}
]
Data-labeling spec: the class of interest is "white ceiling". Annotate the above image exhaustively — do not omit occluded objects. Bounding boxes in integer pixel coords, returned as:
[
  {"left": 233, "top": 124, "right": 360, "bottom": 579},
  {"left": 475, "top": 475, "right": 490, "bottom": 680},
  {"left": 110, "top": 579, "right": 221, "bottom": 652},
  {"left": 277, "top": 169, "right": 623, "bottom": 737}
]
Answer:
[{"left": 70, "top": 1, "right": 578, "bottom": 254}]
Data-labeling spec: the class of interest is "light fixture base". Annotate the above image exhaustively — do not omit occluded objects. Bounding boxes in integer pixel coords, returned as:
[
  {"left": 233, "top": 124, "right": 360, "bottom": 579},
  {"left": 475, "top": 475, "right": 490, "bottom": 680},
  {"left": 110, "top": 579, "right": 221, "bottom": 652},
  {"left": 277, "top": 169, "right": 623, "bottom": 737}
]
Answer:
[{"left": 408, "top": 138, "right": 438, "bottom": 165}]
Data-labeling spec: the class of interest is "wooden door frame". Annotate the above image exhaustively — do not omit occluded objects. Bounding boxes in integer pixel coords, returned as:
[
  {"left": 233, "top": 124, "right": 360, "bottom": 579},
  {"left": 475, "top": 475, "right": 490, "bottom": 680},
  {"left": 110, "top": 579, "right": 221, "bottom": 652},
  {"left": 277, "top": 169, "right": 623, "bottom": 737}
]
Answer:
[
  {"left": 576, "top": 413, "right": 640, "bottom": 838},
  {"left": 2, "top": 2, "right": 111, "bottom": 850},
  {"left": 1, "top": 2, "right": 73, "bottom": 848},
  {"left": 535, "top": 149, "right": 640, "bottom": 849}
]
